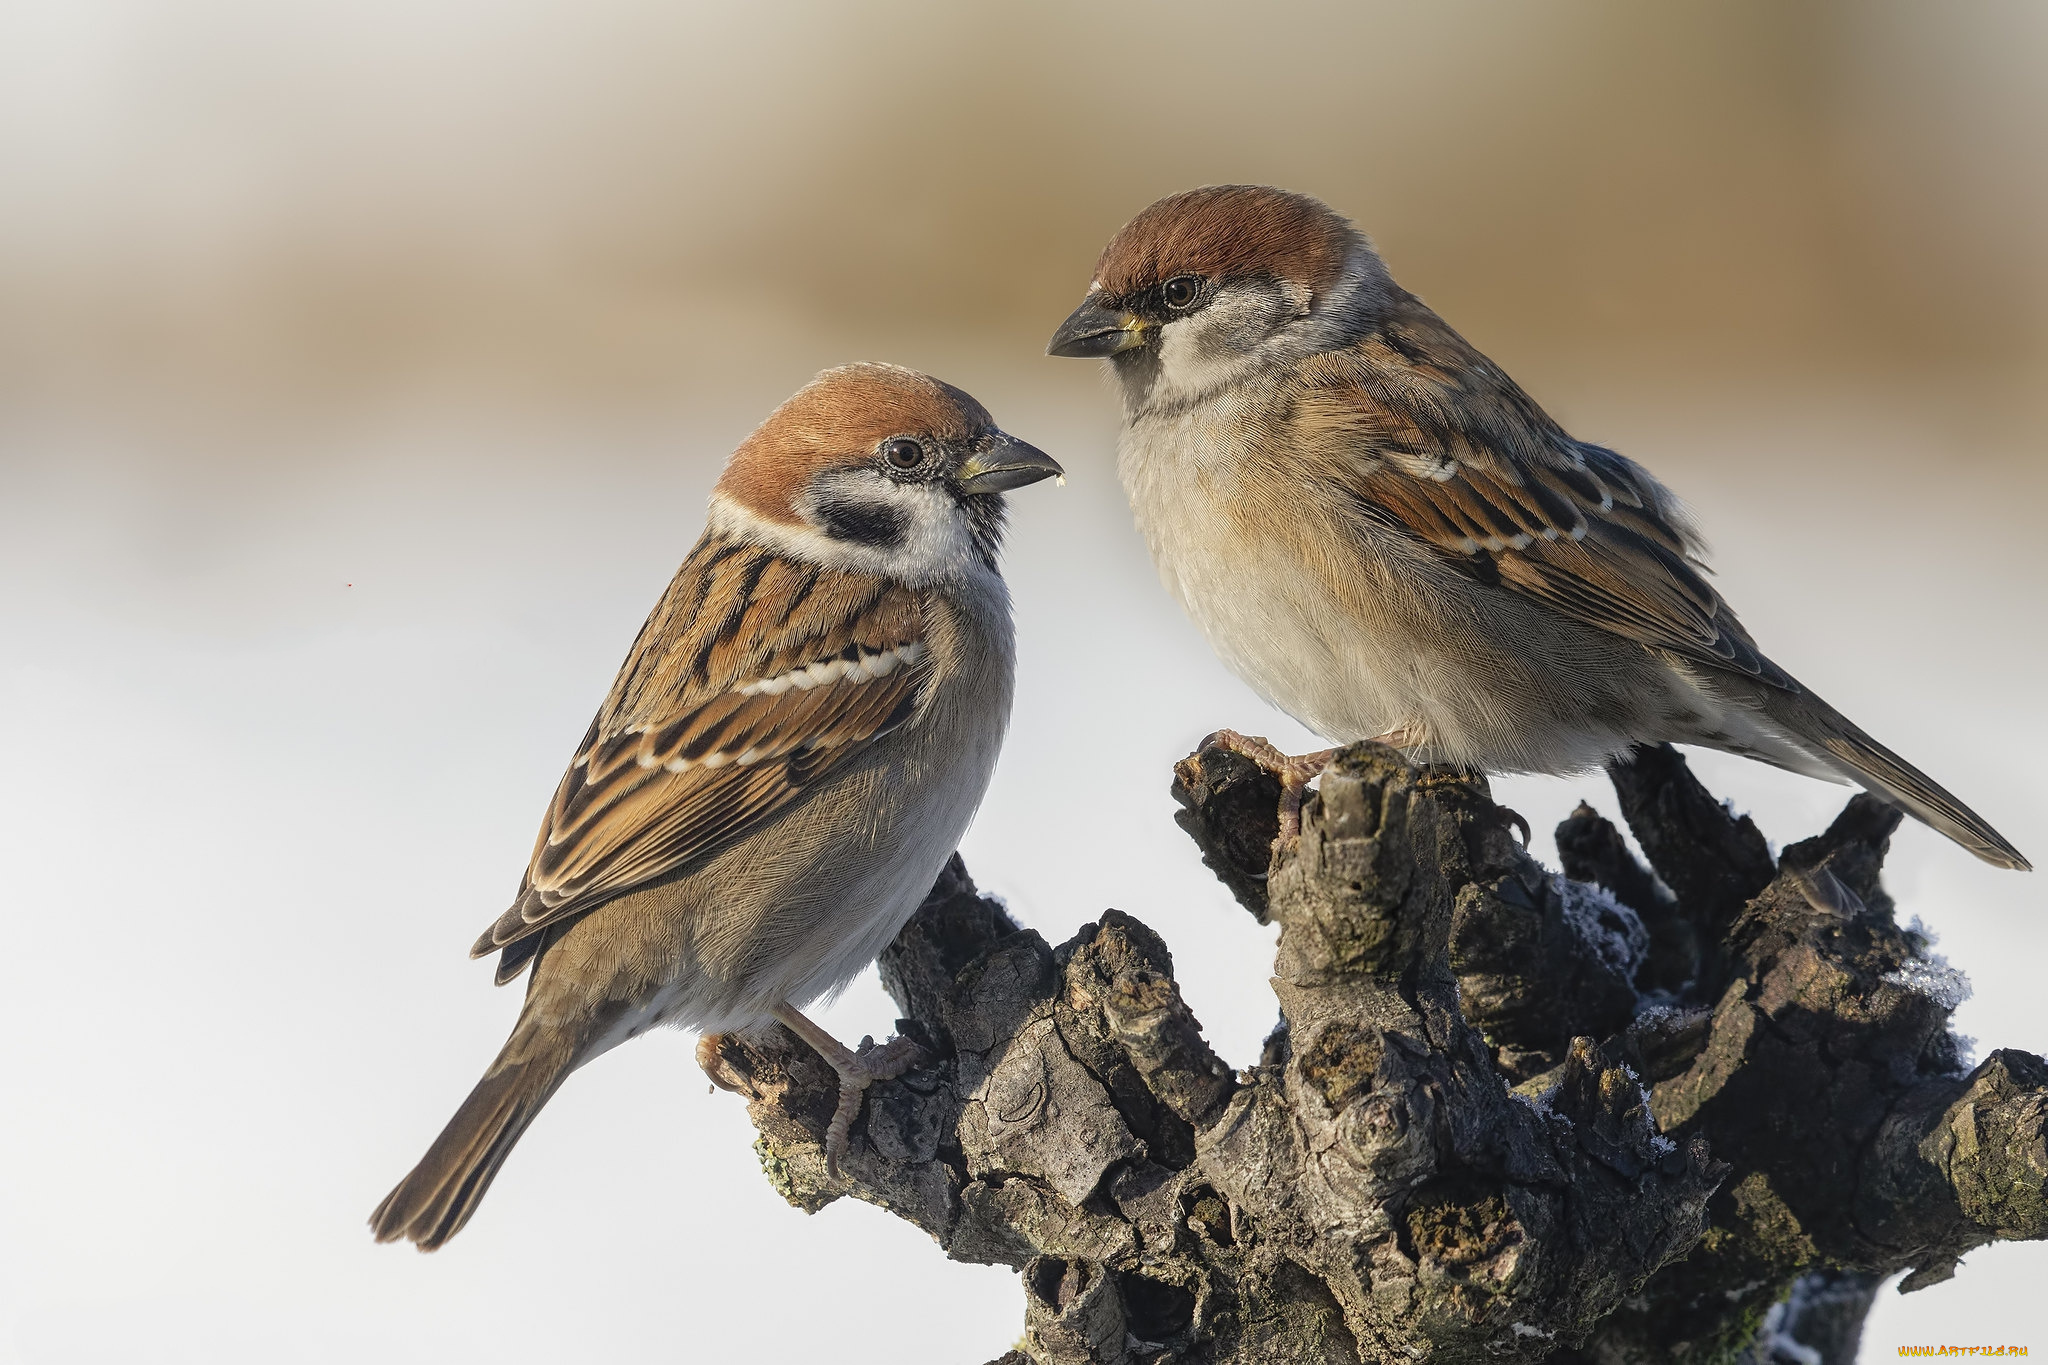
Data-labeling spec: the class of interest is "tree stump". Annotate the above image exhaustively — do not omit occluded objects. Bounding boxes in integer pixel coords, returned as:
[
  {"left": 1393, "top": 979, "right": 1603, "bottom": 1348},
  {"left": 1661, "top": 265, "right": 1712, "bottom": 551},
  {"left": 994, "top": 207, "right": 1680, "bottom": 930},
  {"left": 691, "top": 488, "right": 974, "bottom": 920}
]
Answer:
[{"left": 698, "top": 741, "right": 2048, "bottom": 1364}]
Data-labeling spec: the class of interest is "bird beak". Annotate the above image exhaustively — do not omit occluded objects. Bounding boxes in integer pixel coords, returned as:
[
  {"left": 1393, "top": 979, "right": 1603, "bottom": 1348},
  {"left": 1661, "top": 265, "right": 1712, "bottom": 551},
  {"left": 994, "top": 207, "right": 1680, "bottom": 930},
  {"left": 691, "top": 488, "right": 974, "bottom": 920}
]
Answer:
[
  {"left": 956, "top": 434, "right": 1064, "bottom": 495},
  {"left": 1046, "top": 297, "right": 1148, "bottom": 358}
]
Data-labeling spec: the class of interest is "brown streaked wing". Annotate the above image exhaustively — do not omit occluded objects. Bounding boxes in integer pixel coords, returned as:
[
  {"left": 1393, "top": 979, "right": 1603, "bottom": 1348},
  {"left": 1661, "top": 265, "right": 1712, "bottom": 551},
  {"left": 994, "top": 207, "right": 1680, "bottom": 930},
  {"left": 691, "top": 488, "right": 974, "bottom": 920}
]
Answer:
[
  {"left": 1295, "top": 301, "right": 1790, "bottom": 688},
  {"left": 471, "top": 535, "right": 930, "bottom": 969}
]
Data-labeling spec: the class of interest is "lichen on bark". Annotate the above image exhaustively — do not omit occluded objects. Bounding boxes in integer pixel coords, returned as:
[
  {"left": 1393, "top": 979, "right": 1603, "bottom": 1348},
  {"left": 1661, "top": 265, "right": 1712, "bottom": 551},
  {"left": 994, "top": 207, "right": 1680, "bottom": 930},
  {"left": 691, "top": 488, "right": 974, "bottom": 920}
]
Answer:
[{"left": 698, "top": 741, "right": 2048, "bottom": 1364}]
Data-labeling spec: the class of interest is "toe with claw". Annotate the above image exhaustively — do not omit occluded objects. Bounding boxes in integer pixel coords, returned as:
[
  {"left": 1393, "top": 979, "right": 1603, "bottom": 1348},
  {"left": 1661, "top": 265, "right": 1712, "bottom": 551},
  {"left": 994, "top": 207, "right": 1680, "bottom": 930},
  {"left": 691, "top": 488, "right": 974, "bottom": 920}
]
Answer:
[
  {"left": 771, "top": 1004, "right": 928, "bottom": 1180},
  {"left": 695, "top": 1032, "right": 742, "bottom": 1095},
  {"left": 1200, "top": 728, "right": 1336, "bottom": 845},
  {"left": 820, "top": 1034, "right": 927, "bottom": 1180}
]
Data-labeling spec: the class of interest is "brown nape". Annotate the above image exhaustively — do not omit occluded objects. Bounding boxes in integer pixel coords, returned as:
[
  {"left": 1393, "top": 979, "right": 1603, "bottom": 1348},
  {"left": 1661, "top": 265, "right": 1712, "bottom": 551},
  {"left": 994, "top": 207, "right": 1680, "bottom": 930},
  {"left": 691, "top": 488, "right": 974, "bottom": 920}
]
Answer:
[
  {"left": 1092, "top": 184, "right": 1358, "bottom": 300},
  {"left": 715, "top": 362, "right": 994, "bottom": 525}
]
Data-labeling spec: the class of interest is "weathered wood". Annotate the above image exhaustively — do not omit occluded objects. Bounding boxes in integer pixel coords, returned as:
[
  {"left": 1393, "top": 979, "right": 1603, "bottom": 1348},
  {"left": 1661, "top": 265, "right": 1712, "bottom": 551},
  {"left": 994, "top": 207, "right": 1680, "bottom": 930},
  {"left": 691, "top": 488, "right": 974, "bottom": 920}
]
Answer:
[{"left": 704, "top": 742, "right": 2047, "bottom": 1364}]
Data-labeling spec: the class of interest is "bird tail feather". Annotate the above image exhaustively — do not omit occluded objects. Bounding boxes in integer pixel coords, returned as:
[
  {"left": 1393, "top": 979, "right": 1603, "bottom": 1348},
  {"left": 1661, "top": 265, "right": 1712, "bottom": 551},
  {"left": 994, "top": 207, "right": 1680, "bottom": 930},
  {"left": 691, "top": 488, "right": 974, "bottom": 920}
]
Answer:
[
  {"left": 369, "top": 1032, "right": 575, "bottom": 1251},
  {"left": 1753, "top": 685, "right": 2030, "bottom": 871}
]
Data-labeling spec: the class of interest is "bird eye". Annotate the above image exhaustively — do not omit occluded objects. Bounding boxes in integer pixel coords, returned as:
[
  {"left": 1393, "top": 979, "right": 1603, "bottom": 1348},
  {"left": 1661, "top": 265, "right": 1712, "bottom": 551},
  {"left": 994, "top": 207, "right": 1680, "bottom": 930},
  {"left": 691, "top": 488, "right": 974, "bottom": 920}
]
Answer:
[
  {"left": 883, "top": 437, "right": 926, "bottom": 471},
  {"left": 1162, "top": 275, "right": 1202, "bottom": 310}
]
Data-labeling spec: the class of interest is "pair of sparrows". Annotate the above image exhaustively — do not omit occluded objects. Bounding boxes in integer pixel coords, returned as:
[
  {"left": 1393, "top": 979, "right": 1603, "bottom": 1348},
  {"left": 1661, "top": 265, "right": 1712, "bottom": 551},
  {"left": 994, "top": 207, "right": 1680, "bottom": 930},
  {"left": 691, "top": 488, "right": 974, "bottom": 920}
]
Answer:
[{"left": 372, "top": 185, "right": 2028, "bottom": 1251}]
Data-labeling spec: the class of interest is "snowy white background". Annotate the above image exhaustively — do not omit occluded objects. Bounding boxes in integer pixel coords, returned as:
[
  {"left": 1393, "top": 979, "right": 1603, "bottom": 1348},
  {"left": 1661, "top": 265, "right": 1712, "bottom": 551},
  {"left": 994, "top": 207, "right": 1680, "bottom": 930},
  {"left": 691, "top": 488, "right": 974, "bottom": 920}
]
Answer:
[{"left": 3, "top": 4, "right": 2044, "bottom": 1361}]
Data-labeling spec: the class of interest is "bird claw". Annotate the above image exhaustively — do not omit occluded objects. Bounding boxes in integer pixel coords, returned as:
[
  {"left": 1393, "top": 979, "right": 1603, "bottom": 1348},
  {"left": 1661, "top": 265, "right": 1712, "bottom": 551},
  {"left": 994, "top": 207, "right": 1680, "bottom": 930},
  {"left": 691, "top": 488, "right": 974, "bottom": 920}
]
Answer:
[
  {"left": 1200, "top": 728, "right": 1336, "bottom": 851},
  {"left": 695, "top": 1032, "right": 743, "bottom": 1094},
  {"left": 823, "top": 1034, "right": 928, "bottom": 1180},
  {"left": 1501, "top": 807, "right": 1533, "bottom": 849},
  {"left": 770, "top": 1003, "right": 933, "bottom": 1178},
  {"left": 1200, "top": 727, "right": 1288, "bottom": 771}
]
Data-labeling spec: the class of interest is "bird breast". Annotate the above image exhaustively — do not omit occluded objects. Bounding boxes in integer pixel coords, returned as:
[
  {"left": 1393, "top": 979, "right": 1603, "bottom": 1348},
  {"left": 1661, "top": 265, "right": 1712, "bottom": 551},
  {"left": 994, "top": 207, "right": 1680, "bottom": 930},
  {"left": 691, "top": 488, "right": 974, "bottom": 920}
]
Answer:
[
  {"left": 1115, "top": 400, "right": 1770, "bottom": 776},
  {"left": 1117, "top": 405, "right": 1417, "bottom": 744}
]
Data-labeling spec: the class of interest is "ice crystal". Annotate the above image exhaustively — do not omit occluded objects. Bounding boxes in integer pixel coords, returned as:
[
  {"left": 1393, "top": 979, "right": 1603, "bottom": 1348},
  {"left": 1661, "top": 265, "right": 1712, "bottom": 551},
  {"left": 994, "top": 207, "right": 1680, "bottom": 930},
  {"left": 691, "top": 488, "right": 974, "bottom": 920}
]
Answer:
[{"left": 1555, "top": 874, "right": 1649, "bottom": 979}]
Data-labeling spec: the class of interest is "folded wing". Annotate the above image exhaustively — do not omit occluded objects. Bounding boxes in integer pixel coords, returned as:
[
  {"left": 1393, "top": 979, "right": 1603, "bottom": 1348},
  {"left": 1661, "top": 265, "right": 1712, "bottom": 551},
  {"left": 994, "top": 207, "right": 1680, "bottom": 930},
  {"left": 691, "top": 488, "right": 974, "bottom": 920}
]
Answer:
[
  {"left": 1296, "top": 298, "right": 1791, "bottom": 689},
  {"left": 474, "top": 539, "right": 929, "bottom": 981}
]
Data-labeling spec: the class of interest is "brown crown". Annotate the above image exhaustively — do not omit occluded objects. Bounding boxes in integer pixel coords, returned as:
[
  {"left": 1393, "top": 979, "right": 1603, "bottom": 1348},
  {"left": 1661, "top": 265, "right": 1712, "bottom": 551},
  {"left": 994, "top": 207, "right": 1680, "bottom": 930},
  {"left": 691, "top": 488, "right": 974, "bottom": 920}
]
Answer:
[
  {"left": 717, "top": 363, "right": 993, "bottom": 524},
  {"left": 1091, "top": 185, "right": 1358, "bottom": 300}
]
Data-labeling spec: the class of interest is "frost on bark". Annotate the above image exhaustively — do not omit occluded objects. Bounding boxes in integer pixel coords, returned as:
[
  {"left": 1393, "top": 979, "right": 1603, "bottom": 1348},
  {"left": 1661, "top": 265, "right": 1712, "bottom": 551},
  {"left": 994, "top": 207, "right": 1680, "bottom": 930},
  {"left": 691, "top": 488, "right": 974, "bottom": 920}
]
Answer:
[{"left": 698, "top": 741, "right": 2048, "bottom": 1364}]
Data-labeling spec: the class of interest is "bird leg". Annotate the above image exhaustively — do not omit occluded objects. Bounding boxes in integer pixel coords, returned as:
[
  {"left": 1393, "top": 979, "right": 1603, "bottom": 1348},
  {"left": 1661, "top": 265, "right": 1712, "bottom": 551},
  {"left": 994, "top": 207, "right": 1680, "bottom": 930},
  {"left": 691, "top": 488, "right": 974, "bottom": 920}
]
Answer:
[
  {"left": 771, "top": 1002, "right": 926, "bottom": 1180},
  {"left": 1201, "top": 726, "right": 1436, "bottom": 843},
  {"left": 1351, "top": 725, "right": 1528, "bottom": 843},
  {"left": 1200, "top": 729, "right": 1337, "bottom": 842}
]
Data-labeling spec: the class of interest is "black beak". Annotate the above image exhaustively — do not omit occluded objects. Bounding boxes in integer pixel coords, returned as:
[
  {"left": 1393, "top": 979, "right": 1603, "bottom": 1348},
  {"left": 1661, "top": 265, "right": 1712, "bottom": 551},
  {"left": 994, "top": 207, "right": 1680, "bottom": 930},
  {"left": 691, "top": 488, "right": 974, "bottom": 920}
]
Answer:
[
  {"left": 956, "top": 433, "right": 1064, "bottom": 495},
  {"left": 1046, "top": 297, "right": 1148, "bottom": 358}
]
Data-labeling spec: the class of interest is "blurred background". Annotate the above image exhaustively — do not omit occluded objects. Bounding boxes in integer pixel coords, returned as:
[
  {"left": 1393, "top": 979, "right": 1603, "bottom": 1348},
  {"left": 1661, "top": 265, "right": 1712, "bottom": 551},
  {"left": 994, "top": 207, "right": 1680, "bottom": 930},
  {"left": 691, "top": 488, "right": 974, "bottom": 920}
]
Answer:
[{"left": 2, "top": 2, "right": 2044, "bottom": 1361}]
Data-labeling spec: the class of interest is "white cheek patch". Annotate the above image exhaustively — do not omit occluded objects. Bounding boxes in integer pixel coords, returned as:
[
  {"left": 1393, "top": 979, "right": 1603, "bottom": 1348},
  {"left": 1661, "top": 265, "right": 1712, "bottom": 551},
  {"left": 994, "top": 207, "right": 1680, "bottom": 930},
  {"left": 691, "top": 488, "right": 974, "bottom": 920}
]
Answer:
[
  {"left": 1150, "top": 286, "right": 1297, "bottom": 406},
  {"left": 707, "top": 483, "right": 994, "bottom": 591},
  {"left": 801, "top": 473, "right": 981, "bottom": 581},
  {"left": 1126, "top": 246, "right": 1393, "bottom": 417}
]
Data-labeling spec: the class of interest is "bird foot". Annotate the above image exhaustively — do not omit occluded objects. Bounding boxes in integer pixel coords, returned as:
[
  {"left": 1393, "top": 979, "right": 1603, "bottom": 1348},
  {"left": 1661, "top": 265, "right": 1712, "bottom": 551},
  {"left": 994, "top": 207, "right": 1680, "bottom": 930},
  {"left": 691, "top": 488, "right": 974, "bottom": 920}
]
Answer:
[
  {"left": 821, "top": 1034, "right": 926, "bottom": 1179},
  {"left": 695, "top": 1032, "right": 743, "bottom": 1094},
  {"left": 772, "top": 1004, "right": 928, "bottom": 1180},
  {"left": 1200, "top": 729, "right": 1337, "bottom": 845}
]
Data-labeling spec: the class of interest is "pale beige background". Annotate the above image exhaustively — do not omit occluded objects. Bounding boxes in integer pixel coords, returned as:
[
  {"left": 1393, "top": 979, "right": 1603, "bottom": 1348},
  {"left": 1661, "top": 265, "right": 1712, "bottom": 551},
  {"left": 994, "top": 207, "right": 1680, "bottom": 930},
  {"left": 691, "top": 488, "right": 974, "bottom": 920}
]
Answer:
[{"left": 2, "top": 3, "right": 2044, "bottom": 1361}]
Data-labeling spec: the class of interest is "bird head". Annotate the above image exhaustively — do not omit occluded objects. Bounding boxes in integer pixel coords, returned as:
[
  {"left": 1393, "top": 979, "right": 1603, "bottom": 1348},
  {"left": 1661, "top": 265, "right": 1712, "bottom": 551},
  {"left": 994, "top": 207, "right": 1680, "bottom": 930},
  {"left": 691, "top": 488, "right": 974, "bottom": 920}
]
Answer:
[
  {"left": 713, "top": 362, "right": 1061, "bottom": 581},
  {"left": 1047, "top": 185, "right": 1388, "bottom": 408}
]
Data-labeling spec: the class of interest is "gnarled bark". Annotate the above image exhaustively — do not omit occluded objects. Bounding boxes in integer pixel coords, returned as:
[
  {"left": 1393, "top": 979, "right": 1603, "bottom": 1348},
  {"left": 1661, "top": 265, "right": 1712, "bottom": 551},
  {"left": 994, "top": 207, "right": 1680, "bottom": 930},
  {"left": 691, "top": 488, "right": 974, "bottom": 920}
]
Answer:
[{"left": 699, "top": 742, "right": 2048, "bottom": 1364}]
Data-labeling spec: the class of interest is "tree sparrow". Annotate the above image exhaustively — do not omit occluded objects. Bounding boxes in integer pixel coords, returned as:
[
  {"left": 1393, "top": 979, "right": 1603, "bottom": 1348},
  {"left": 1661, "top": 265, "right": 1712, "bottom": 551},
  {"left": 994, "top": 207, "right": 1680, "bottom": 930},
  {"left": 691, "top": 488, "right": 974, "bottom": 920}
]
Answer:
[
  {"left": 1049, "top": 185, "right": 2027, "bottom": 870},
  {"left": 370, "top": 363, "right": 1062, "bottom": 1250}
]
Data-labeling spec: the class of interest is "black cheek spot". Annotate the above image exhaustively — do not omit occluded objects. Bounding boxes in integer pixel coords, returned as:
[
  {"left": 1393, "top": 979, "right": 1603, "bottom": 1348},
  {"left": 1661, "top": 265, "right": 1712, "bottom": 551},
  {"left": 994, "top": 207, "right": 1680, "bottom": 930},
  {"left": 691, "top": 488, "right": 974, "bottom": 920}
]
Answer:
[{"left": 816, "top": 498, "right": 907, "bottom": 548}]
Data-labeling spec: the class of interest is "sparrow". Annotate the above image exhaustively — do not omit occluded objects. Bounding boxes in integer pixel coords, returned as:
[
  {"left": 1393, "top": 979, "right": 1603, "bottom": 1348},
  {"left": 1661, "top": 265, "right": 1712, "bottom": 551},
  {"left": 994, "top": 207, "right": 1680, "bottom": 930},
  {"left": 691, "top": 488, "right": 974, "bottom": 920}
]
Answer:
[
  {"left": 1048, "top": 184, "right": 2027, "bottom": 870},
  {"left": 370, "top": 362, "right": 1062, "bottom": 1250}
]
